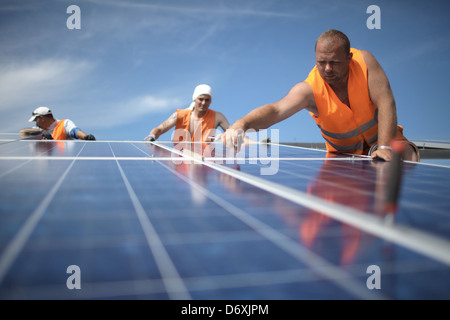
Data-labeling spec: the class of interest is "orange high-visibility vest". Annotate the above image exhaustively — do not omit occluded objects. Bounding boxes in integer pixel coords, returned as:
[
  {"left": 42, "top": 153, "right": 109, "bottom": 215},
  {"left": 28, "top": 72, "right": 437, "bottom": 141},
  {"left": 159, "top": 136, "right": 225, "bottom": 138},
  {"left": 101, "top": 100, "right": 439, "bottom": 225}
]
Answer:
[
  {"left": 305, "top": 48, "right": 378, "bottom": 154},
  {"left": 174, "top": 108, "right": 216, "bottom": 142},
  {"left": 51, "top": 120, "right": 68, "bottom": 140}
]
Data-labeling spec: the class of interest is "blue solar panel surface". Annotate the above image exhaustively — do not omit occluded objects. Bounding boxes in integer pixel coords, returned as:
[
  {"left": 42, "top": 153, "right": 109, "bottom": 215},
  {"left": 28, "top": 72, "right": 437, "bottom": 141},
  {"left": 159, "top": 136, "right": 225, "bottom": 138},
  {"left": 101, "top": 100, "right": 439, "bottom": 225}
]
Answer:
[{"left": 0, "top": 136, "right": 450, "bottom": 300}]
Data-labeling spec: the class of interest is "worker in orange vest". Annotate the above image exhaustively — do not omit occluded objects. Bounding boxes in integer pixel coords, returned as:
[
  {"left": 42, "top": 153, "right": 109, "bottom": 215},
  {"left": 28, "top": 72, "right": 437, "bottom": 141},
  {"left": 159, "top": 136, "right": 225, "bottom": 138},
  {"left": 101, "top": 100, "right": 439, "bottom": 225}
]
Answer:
[
  {"left": 20, "top": 106, "right": 96, "bottom": 140},
  {"left": 223, "top": 29, "right": 420, "bottom": 162},
  {"left": 144, "top": 84, "right": 231, "bottom": 143}
]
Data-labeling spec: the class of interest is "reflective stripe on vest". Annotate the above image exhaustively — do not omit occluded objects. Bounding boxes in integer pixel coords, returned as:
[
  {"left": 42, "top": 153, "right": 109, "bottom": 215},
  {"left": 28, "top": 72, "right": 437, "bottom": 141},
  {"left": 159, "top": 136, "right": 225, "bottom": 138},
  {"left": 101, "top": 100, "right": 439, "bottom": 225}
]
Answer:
[{"left": 318, "top": 108, "right": 379, "bottom": 151}]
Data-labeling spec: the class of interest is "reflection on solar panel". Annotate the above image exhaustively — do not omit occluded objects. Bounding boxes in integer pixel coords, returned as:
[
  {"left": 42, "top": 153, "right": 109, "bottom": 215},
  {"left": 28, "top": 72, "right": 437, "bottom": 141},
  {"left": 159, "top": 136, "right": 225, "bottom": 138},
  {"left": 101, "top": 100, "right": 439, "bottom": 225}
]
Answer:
[{"left": 1, "top": 136, "right": 450, "bottom": 301}]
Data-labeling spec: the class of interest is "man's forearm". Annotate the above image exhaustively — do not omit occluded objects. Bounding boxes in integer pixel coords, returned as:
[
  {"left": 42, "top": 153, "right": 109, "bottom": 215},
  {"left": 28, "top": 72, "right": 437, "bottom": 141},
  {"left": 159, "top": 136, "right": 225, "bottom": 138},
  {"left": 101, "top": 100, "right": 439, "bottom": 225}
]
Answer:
[
  {"left": 19, "top": 128, "right": 43, "bottom": 136},
  {"left": 377, "top": 102, "right": 398, "bottom": 147},
  {"left": 149, "top": 127, "right": 165, "bottom": 140},
  {"left": 232, "top": 104, "right": 279, "bottom": 132}
]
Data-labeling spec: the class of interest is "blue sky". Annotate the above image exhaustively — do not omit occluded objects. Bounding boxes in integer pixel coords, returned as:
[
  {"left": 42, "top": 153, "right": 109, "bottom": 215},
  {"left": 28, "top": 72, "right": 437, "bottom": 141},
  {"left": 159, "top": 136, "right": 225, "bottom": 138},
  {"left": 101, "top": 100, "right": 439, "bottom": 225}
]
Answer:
[{"left": 1, "top": 0, "right": 449, "bottom": 143}]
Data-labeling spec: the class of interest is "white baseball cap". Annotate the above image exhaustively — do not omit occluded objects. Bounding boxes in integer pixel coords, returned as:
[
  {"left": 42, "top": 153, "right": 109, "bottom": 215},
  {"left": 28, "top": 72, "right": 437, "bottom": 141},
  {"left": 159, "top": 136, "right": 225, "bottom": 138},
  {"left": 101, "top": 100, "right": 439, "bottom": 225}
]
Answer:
[{"left": 28, "top": 106, "right": 52, "bottom": 122}]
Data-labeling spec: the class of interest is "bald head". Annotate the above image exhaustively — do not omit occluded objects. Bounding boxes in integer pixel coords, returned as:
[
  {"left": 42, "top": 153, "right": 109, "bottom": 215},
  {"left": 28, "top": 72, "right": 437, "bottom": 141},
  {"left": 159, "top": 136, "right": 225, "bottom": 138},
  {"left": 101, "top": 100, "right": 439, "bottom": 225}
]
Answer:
[{"left": 315, "top": 29, "right": 350, "bottom": 55}]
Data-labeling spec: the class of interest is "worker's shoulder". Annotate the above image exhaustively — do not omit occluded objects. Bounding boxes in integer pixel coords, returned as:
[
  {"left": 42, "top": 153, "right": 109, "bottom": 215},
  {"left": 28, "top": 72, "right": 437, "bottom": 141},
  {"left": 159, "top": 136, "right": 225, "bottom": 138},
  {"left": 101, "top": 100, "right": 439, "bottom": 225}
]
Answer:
[
  {"left": 358, "top": 49, "right": 383, "bottom": 70},
  {"left": 213, "top": 109, "right": 226, "bottom": 119},
  {"left": 357, "top": 49, "right": 378, "bottom": 62},
  {"left": 290, "top": 80, "right": 314, "bottom": 95}
]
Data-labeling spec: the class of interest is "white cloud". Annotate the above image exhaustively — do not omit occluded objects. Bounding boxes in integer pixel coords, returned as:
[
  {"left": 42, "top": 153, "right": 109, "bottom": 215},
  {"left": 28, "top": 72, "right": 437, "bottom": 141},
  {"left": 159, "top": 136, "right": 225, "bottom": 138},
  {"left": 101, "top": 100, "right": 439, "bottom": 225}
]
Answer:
[
  {"left": 0, "top": 59, "right": 93, "bottom": 111},
  {"left": 76, "top": 0, "right": 305, "bottom": 50},
  {"left": 85, "top": 94, "right": 182, "bottom": 128},
  {"left": 0, "top": 58, "right": 94, "bottom": 133},
  {"left": 87, "top": 0, "right": 303, "bottom": 18}
]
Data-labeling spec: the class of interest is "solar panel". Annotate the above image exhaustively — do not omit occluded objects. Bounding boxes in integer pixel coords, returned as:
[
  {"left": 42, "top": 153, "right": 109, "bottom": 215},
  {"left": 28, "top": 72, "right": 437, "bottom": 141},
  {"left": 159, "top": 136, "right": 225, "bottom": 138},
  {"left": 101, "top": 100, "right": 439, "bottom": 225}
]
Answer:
[{"left": 1, "top": 136, "right": 449, "bottom": 302}]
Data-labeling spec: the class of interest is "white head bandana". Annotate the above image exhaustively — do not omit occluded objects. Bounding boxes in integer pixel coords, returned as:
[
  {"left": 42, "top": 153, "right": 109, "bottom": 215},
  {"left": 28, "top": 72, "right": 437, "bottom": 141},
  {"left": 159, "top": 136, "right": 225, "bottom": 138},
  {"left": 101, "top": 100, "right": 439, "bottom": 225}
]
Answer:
[{"left": 188, "top": 84, "right": 212, "bottom": 110}]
